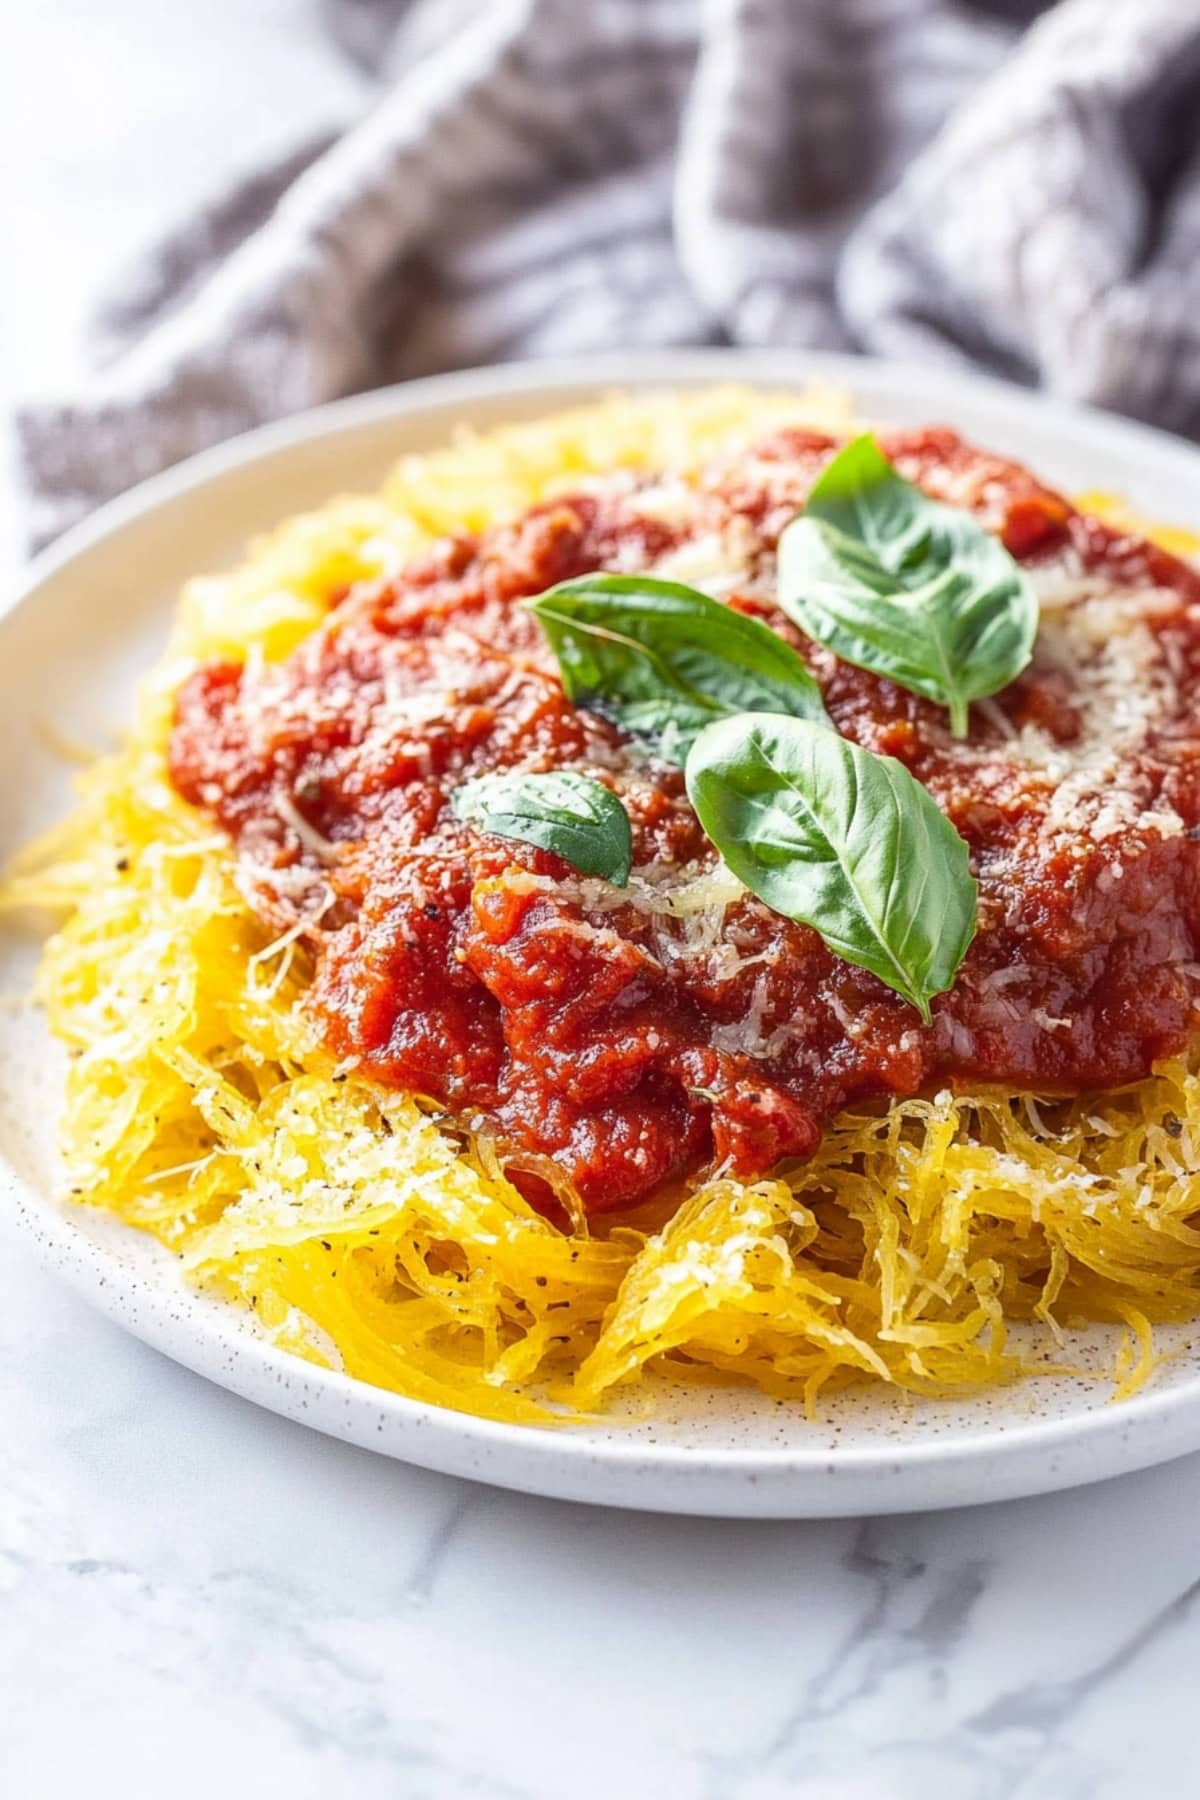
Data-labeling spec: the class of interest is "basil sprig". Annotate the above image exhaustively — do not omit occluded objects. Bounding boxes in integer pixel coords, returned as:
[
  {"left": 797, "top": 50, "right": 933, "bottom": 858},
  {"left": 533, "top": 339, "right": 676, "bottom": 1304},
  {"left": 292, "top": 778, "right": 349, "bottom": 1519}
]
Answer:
[
  {"left": 526, "top": 573, "right": 828, "bottom": 763},
  {"left": 777, "top": 435, "right": 1037, "bottom": 737},
  {"left": 452, "top": 770, "right": 632, "bottom": 886},
  {"left": 685, "top": 713, "right": 977, "bottom": 1021}
]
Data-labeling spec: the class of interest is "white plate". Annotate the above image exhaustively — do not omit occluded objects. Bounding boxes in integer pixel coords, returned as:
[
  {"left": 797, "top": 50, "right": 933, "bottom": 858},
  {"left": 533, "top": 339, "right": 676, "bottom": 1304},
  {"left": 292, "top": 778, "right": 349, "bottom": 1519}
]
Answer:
[{"left": 4, "top": 349, "right": 1200, "bottom": 1518}]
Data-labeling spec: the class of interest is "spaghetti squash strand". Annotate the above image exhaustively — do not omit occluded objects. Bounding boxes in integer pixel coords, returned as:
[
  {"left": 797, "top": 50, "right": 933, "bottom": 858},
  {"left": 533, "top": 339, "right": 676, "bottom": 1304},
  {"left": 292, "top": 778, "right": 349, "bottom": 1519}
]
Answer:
[{"left": 5, "top": 388, "right": 1200, "bottom": 1420}]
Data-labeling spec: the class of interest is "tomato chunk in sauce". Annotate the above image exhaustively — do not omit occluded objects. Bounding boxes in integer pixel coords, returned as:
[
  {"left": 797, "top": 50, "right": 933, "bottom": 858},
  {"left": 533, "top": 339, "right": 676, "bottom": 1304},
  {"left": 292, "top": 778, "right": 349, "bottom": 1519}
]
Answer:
[{"left": 169, "top": 427, "right": 1200, "bottom": 1213}]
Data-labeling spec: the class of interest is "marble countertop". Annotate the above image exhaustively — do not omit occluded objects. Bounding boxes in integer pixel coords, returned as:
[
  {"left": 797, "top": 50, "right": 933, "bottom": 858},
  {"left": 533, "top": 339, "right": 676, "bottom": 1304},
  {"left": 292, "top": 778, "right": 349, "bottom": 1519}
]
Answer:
[
  {"left": 3, "top": 1227, "right": 1199, "bottom": 1800},
  {"left": 3, "top": 7, "right": 1200, "bottom": 1795}
]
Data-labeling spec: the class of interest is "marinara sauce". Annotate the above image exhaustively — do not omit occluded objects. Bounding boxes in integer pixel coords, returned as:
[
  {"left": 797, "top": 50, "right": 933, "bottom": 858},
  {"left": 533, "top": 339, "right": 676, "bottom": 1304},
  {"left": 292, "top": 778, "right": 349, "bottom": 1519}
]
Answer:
[{"left": 169, "top": 428, "right": 1200, "bottom": 1213}]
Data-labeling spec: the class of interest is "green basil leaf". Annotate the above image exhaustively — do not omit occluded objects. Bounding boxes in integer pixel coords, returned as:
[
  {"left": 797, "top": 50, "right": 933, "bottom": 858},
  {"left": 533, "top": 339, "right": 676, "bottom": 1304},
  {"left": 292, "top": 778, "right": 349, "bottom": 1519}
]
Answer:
[
  {"left": 452, "top": 770, "right": 633, "bottom": 886},
  {"left": 526, "top": 573, "right": 828, "bottom": 764},
  {"left": 777, "top": 435, "right": 1038, "bottom": 737},
  {"left": 685, "top": 713, "right": 977, "bottom": 1022}
]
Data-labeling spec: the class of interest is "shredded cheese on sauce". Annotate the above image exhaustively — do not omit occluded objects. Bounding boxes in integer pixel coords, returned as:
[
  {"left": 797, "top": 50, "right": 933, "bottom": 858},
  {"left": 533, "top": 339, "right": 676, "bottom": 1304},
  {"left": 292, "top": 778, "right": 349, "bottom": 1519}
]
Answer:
[{"left": 4, "top": 387, "right": 1200, "bottom": 1423}]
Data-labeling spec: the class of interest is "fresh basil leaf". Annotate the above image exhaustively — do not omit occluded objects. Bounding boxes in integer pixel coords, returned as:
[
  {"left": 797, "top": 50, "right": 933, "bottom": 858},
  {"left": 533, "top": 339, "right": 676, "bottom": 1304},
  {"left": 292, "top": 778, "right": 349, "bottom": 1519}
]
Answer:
[
  {"left": 685, "top": 713, "right": 977, "bottom": 1022},
  {"left": 452, "top": 770, "right": 633, "bottom": 886},
  {"left": 777, "top": 435, "right": 1037, "bottom": 737},
  {"left": 526, "top": 573, "right": 828, "bottom": 764}
]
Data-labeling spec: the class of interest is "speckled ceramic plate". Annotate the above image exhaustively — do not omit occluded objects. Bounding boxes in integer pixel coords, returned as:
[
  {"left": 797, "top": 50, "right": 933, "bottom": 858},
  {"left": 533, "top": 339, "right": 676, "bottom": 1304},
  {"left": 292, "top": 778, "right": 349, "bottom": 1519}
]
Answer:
[{"left": 5, "top": 351, "right": 1200, "bottom": 1517}]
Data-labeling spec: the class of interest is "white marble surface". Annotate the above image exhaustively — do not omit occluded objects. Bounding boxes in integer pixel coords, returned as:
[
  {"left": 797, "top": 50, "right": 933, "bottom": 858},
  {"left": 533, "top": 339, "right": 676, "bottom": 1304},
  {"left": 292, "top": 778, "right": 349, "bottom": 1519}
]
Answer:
[
  {"left": 4, "top": 8, "right": 1200, "bottom": 1797},
  {"left": 3, "top": 1228, "right": 1200, "bottom": 1800}
]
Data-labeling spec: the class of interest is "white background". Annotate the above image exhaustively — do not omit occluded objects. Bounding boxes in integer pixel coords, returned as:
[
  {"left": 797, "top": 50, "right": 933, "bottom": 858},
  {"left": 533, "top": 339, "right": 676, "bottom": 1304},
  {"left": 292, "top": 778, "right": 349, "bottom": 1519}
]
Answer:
[{"left": 2, "top": 7, "right": 1199, "bottom": 1796}]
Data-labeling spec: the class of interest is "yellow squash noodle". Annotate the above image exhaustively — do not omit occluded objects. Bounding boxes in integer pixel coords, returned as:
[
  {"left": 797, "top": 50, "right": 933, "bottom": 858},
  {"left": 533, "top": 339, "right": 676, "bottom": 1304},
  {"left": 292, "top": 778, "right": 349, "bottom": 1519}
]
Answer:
[{"left": 4, "top": 388, "right": 1200, "bottom": 1423}]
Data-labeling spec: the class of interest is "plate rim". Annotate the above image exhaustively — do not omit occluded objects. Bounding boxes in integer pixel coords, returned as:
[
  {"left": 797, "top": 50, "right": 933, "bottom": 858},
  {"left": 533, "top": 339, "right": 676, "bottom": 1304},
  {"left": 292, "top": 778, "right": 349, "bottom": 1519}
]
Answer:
[
  {"left": 8, "top": 1155, "right": 1196, "bottom": 1517},
  {"left": 6, "top": 347, "right": 1200, "bottom": 1516},
  {"left": 11, "top": 344, "right": 1200, "bottom": 626}
]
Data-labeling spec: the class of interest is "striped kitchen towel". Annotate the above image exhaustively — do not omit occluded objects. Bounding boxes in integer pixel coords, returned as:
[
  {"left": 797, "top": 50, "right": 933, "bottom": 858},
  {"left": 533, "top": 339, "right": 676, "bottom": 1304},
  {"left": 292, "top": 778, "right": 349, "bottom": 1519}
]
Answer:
[{"left": 16, "top": 0, "right": 1200, "bottom": 547}]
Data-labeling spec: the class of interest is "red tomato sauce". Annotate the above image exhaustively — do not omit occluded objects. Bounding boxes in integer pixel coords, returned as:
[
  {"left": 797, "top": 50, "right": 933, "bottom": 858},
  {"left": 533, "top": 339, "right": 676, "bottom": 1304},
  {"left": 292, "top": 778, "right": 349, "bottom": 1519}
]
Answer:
[{"left": 169, "top": 428, "right": 1200, "bottom": 1213}]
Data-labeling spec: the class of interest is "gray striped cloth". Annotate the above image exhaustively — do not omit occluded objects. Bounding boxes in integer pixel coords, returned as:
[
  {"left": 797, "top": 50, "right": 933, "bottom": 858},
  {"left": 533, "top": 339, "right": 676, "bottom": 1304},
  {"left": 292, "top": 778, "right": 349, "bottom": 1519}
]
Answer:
[{"left": 17, "top": 0, "right": 1200, "bottom": 548}]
